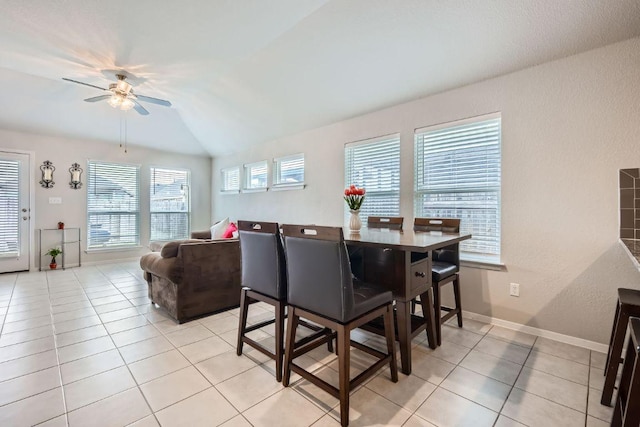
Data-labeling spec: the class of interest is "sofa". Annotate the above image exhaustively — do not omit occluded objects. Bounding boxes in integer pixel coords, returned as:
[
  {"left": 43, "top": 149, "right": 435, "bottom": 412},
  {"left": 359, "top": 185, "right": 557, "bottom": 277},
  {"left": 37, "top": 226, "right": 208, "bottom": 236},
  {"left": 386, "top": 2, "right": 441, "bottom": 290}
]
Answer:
[{"left": 140, "top": 231, "right": 241, "bottom": 323}]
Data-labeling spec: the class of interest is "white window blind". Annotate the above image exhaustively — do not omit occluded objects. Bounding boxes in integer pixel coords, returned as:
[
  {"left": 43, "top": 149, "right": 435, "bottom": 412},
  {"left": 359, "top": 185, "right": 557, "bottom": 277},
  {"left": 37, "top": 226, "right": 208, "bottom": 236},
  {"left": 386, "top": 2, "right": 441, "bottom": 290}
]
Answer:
[
  {"left": 414, "top": 114, "right": 501, "bottom": 257},
  {"left": 87, "top": 161, "right": 140, "bottom": 249},
  {"left": 221, "top": 167, "right": 240, "bottom": 192},
  {"left": 244, "top": 161, "right": 268, "bottom": 190},
  {"left": 0, "top": 160, "right": 19, "bottom": 256},
  {"left": 150, "top": 167, "right": 190, "bottom": 241},
  {"left": 345, "top": 134, "right": 401, "bottom": 223},
  {"left": 273, "top": 154, "right": 304, "bottom": 187}
]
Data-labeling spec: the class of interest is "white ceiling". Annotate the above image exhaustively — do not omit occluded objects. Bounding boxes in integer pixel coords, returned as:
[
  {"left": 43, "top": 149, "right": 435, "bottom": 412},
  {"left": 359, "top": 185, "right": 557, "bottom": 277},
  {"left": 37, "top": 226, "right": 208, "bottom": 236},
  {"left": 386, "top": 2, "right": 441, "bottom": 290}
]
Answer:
[{"left": 0, "top": 0, "right": 639, "bottom": 157}]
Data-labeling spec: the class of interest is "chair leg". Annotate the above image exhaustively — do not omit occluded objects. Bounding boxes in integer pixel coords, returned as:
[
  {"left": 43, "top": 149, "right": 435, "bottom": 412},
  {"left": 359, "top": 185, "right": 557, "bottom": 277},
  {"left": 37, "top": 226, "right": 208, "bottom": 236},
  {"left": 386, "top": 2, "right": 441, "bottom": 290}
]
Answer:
[
  {"left": 236, "top": 287, "right": 250, "bottom": 356},
  {"left": 605, "top": 301, "right": 622, "bottom": 374},
  {"left": 337, "top": 325, "right": 350, "bottom": 427},
  {"left": 602, "top": 310, "right": 629, "bottom": 405},
  {"left": 275, "top": 301, "right": 285, "bottom": 382},
  {"left": 283, "top": 306, "right": 299, "bottom": 387},
  {"left": 433, "top": 283, "right": 442, "bottom": 346},
  {"left": 383, "top": 304, "right": 398, "bottom": 382},
  {"left": 453, "top": 275, "right": 463, "bottom": 327},
  {"left": 410, "top": 298, "right": 417, "bottom": 314},
  {"left": 419, "top": 288, "right": 437, "bottom": 349}
]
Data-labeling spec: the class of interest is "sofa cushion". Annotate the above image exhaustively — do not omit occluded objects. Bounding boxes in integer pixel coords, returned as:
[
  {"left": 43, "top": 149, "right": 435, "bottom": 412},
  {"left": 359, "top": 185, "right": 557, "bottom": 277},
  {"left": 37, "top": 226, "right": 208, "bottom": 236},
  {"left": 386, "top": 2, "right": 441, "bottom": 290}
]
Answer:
[
  {"left": 222, "top": 222, "right": 237, "bottom": 239},
  {"left": 211, "top": 217, "right": 230, "bottom": 239},
  {"left": 160, "top": 239, "right": 202, "bottom": 258}
]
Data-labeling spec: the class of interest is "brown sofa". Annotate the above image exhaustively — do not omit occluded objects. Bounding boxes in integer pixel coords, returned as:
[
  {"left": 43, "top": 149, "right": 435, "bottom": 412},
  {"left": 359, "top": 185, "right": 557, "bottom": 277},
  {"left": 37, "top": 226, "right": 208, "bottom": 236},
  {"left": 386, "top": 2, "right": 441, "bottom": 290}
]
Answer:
[{"left": 140, "top": 231, "right": 241, "bottom": 323}]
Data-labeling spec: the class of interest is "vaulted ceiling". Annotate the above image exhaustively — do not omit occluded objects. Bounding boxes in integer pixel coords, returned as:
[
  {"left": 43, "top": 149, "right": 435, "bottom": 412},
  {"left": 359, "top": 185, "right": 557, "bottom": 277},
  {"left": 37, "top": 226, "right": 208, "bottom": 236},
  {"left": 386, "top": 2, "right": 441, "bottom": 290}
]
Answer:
[{"left": 1, "top": 0, "right": 639, "bottom": 156}]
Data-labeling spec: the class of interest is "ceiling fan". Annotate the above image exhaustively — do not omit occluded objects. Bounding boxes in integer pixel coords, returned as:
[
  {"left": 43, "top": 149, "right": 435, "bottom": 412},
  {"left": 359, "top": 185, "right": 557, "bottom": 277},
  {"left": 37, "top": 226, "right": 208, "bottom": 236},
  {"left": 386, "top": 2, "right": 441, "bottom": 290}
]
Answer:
[{"left": 62, "top": 73, "right": 172, "bottom": 115}]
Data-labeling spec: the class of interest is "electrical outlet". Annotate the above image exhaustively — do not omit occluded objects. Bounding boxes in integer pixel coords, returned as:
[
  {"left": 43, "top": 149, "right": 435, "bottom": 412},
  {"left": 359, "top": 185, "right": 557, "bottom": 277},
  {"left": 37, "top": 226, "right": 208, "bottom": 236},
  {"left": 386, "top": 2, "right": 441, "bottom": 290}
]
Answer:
[
  {"left": 510, "top": 283, "right": 520, "bottom": 297},
  {"left": 48, "top": 197, "right": 62, "bottom": 204}
]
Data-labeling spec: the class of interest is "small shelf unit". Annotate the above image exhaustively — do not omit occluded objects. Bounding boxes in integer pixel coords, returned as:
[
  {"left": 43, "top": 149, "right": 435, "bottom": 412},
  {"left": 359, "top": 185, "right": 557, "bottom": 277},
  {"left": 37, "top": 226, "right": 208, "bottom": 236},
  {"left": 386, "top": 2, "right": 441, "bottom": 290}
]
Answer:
[{"left": 37, "top": 228, "right": 82, "bottom": 271}]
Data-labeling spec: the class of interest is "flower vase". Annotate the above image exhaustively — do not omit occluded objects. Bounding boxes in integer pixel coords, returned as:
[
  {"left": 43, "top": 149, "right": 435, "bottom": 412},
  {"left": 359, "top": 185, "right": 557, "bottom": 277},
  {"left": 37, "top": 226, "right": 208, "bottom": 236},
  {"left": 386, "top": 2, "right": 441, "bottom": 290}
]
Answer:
[{"left": 349, "top": 210, "right": 362, "bottom": 233}]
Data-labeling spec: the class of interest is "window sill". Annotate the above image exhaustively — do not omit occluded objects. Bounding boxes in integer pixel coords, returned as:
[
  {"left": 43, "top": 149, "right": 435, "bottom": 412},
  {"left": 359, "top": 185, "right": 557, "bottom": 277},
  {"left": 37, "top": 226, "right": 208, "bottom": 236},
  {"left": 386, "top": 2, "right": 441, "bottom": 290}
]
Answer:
[
  {"left": 271, "top": 183, "right": 305, "bottom": 191},
  {"left": 242, "top": 188, "right": 268, "bottom": 193},
  {"left": 86, "top": 245, "right": 143, "bottom": 254},
  {"left": 220, "top": 190, "right": 240, "bottom": 195},
  {"left": 461, "top": 254, "right": 505, "bottom": 271}
]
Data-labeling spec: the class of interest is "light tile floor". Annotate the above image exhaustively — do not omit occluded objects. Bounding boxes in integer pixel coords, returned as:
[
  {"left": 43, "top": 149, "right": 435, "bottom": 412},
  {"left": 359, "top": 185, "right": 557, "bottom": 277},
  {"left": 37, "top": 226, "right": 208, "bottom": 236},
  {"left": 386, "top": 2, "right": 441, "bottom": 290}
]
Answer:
[{"left": 0, "top": 262, "right": 616, "bottom": 426}]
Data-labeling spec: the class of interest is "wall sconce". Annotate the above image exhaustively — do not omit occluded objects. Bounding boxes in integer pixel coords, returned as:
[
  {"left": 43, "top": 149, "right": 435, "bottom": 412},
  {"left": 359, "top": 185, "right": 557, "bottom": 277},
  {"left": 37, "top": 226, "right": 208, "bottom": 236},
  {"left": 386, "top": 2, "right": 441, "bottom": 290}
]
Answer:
[
  {"left": 40, "top": 160, "right": 55, "bottom": 188},
  {"left": 69, "top": 163, "right": 83, "bottom": 189}
]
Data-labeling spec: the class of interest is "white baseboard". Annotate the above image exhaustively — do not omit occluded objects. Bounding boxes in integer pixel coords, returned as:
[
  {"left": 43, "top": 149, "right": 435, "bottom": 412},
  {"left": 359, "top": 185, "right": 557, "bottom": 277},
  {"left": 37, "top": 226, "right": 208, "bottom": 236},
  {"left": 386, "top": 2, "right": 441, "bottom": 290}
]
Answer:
[
  {"left": 462, "top": 310, "right": 609, "bottom": 354},
  {"left": 81, "top": 257, "right": 141, "bottom": 267}
]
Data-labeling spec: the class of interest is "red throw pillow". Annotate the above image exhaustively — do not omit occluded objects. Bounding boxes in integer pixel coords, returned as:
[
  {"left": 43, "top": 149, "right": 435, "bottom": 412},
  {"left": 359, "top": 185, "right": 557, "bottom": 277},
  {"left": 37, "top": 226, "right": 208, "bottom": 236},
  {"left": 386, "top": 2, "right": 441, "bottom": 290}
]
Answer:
[{"left": 222, "top": 222, "right": 237, "bottom": 239}]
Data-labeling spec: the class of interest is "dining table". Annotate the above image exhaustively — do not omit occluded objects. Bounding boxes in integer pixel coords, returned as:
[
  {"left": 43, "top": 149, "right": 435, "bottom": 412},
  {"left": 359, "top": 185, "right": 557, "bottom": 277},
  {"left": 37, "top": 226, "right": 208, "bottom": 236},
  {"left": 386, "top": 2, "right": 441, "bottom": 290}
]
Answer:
[{"left": 344, "top": 227, "right": 472, "bottom": 375}]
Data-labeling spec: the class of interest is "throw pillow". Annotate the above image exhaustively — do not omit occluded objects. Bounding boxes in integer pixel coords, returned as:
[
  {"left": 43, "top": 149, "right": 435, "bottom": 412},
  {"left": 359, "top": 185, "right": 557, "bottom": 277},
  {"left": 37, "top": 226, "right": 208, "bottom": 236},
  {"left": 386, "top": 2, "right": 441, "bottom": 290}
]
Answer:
[
  {"left": 210, "top": 217, "right": 230, "bottom": 239},
  {"left": 222, "top": 222, "right": 237, "bottom": 239}
]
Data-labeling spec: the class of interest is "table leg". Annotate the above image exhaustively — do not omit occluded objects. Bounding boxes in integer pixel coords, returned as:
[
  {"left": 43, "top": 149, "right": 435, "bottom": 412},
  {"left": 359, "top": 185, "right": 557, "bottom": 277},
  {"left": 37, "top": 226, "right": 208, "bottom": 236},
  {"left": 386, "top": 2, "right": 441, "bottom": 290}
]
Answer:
[
  {"left": 395, "top": 300, "right": 412, "bottom": 375},
  {"left": 420, "top": 287, "right": 437, "bottom": 349}
]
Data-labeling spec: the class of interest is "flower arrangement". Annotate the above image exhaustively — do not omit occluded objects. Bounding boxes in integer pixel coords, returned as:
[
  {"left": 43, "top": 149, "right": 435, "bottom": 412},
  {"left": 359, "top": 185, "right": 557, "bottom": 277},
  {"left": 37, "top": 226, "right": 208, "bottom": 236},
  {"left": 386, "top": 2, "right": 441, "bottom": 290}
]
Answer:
[{"left": 344, "top": 185, "right": 366, "bottom": 211}]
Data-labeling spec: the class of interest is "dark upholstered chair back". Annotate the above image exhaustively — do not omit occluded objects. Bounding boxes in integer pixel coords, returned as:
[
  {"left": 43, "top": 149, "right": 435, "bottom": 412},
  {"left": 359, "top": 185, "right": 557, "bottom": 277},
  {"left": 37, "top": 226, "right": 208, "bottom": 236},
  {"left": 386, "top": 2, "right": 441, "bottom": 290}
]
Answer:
[
  {"left": 414, "top": 217, "right": 461, "bottom": 266},
  {"left": 238, "top": 220, "right": 287, "bottom": 300},
  {"left": 282, "top": 225, "right": 356, "bottom": 323},
  {"left": 367, "top": 216, "right": 404, "bottom": 230}
]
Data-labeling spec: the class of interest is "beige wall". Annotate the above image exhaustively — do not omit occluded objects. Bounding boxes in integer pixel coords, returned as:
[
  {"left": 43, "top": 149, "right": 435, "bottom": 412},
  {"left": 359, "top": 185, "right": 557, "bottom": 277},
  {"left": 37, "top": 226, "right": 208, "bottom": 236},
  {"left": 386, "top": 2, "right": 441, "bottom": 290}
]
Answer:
[
  {"left": 212, "top": 36, "right": 640, "bottom": 344},
  {"left": 0, "top": 128, "right": 211, "bottom": 266}
]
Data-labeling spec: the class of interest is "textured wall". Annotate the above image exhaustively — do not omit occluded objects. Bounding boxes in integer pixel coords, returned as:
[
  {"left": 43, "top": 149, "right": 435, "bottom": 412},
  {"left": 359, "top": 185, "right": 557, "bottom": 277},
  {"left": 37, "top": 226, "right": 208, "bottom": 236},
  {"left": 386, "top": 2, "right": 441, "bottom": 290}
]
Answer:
[
  {"left": 0, "top": 129, "right": 211, "bottom": 266},
  {"left": 212, "top": 37, "right": 640, "bottom": 344}
]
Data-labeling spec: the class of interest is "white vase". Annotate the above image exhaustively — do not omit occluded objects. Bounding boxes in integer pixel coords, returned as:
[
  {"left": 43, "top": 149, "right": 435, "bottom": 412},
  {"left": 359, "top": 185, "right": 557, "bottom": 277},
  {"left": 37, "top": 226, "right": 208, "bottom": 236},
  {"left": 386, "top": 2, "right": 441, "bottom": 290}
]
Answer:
[{"left": 349, "top": 210, "right": 362, "bottom": 233}]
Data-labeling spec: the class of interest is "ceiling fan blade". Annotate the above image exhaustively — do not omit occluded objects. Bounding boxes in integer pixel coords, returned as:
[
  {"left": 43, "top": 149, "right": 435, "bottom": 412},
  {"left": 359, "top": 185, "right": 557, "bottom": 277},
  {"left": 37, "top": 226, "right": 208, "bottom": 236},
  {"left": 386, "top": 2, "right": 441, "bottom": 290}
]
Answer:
[
  {"left": 135, "top": 94, "right": 172, "bottom": 107},
  {"left": 84, "top": 95, "right": 111, "bottom": 103},
  {"left": 62, "top": 78, "right": 107, "bottom": 91},
  {"left": 133, "top": 100, "right": 149, "bottom": 115}
]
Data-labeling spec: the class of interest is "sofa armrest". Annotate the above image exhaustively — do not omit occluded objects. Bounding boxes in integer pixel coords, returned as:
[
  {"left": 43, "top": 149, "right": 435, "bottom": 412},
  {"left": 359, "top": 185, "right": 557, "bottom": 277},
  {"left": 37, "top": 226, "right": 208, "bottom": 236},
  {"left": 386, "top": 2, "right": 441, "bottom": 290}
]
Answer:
[{"left": 140, "top": 252, "right": 182, "bottom": 284}]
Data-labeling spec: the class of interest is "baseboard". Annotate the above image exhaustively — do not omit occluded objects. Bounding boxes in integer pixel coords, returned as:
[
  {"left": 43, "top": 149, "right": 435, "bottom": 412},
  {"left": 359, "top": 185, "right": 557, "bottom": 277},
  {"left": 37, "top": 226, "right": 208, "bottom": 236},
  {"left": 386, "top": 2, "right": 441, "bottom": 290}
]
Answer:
[
  {"left": 462, "top": 310, "right": 609, "bottom": 354},
  {"left": 81, "top": 257, "right": 141, "bottom": 267}
]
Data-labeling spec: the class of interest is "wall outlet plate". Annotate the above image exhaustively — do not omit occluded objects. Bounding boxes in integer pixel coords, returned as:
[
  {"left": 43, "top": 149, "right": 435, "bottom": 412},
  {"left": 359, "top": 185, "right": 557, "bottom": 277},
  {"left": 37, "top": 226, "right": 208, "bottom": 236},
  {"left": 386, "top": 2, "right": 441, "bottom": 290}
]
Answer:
[
  {"left": 48, "top": 197, "right": 62, "bottom": 204},
  {"left": 510, "top": 283, "right": 520, "bottom": 297}
]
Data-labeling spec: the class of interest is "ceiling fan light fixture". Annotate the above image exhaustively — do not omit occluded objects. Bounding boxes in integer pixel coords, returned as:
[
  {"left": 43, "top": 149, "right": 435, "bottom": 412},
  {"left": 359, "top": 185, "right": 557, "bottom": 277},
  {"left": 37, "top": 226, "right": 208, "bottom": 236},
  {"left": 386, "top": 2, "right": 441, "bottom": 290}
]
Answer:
[
  {"left": 120, "top": 98, "right": 135, "bottom": 111},
  {"left": 107, "top": 94, "right": 122, "bottom": 108},
  {"left": 116, "top": 79, "right": 132, "bottom": 94}
]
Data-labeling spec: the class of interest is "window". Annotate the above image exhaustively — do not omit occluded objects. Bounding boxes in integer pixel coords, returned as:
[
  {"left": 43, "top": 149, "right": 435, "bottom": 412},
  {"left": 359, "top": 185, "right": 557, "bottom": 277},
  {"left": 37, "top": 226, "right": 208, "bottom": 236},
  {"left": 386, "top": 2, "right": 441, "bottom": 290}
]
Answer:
[
  {"left": 345, "top": 134, "right": 401, "bottom": 223},
  {"left": 414, "top": 114, "right": 501, "bottom": 260},
  {"left": 0, "top": 159, "right": 19, "bottom": 256},
  {"left": 150, "top": 167, "right": 190, "bottom": 241},
  {"left": 87, "top": 161, "right": 140, "bottom": 249},
  {"left": 243, "top": 161, "right": 268, "bottom": 190},
  {"left": 221, "top": 167, "right": 240, "bottom": 193},
  {"left": 273, "top": 153, "right": 304, "bottom": 189}
]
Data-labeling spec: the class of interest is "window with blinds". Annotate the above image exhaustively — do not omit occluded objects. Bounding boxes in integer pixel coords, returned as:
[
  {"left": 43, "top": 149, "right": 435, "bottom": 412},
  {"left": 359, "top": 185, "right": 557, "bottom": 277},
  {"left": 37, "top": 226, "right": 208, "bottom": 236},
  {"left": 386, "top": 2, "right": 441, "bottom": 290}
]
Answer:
[
  {"left": 414, "top": 114, "right": 502, "bottom": 258},
  {"left": 0, "top": 160, "right": 19, "bottom": 256},
  {"left": 273, "top": 153, "right": 304, "bottom": 188},
  {"left": 244, "top": 161, "right": 268, "bottom": 190},
  {"left": 87, "top": 161, "right": 140, "bottom": 249},
  {"left": 345, "top": 134, "right": 401, "bottom": 224},
  {"left": 221, "top": 167, "right": 240, "bottom": 192},
  {"left": 150, "top": 167, "right": 190, "bottom": 241}
]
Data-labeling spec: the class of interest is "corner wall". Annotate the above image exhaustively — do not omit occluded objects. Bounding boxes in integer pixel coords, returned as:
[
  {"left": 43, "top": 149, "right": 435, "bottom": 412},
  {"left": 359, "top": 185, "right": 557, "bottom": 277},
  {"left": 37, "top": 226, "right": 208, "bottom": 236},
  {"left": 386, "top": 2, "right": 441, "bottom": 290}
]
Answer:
[
  {"left": 0, "top": 128, "right": 211, "bottom": 267},
  {"left": 212, "top": 37, "right": 640, "bottom": 344}
]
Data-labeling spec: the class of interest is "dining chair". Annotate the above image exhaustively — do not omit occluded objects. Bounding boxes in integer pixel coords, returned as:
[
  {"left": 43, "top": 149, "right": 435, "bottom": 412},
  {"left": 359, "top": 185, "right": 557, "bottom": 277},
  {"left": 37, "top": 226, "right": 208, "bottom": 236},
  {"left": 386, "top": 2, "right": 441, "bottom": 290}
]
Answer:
[
  {"left": 367, "top": 216, "right": 404, "bottom": 230},
  {"left": 412, "top": 217, "right": 463, "bottom": 346},
  {"left": 601, "top": 288, "right": 640, "bottom": 405},
  {"left": 611, "top": 316, "right": 640, "bottom": 426},
  {"left": 236, "top": 220, "right": 333, "bottom": 381},
  {"left": 282, "top": 224, "right": 398, "bottom": 427}
]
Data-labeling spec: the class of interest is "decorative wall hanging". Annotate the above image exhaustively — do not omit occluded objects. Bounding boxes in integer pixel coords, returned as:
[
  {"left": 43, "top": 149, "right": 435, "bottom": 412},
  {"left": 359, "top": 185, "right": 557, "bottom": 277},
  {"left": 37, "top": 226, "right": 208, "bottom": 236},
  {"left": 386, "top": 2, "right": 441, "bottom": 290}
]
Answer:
[
  {"left": 40, "top": 160, "right": 55, "bottom": 188},
  {"left": 69, "top": 163, "right": 83, "bottom": 189}
]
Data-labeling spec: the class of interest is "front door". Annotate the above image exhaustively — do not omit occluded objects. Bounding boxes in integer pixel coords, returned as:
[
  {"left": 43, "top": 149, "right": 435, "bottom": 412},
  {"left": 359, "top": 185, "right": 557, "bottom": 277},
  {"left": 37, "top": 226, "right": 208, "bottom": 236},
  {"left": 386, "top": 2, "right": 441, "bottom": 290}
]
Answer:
[{"left": 0, "top": 151, "right": 30, "bottom": 272}]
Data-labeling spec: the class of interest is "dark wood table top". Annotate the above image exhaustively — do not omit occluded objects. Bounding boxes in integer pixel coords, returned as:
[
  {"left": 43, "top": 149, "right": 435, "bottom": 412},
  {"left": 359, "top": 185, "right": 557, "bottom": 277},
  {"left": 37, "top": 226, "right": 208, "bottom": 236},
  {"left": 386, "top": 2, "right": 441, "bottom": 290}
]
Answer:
[{"left": 344, "top": 228, "right": 472, "bottom": 252}]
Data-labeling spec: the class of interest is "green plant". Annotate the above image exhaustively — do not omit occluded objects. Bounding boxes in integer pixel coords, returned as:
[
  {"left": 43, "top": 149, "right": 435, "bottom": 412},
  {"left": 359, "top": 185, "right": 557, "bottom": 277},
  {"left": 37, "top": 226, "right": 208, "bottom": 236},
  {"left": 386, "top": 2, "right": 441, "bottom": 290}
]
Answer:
[{"left": 45, "top": 248, "right": 62, "bottom": 258}]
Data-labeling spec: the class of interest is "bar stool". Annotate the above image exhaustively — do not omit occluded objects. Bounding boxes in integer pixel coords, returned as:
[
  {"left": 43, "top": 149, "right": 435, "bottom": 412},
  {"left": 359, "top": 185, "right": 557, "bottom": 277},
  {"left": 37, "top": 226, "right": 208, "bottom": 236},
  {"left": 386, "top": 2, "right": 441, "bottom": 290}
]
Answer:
[
  {"left": 282, "top": 224, "right": 398, "bottom": 427},
  {"left": 412, "top": 217, "right": 463, "bottom": 346},
  {"left": 236, "top": 220, "right": 333, "bottom": 381},
  {"left": 601, "top": 288, "right": 640, "bottom": 405},
  {"left": 611, "top": 317, "right": 640, "bottom": 426}
]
